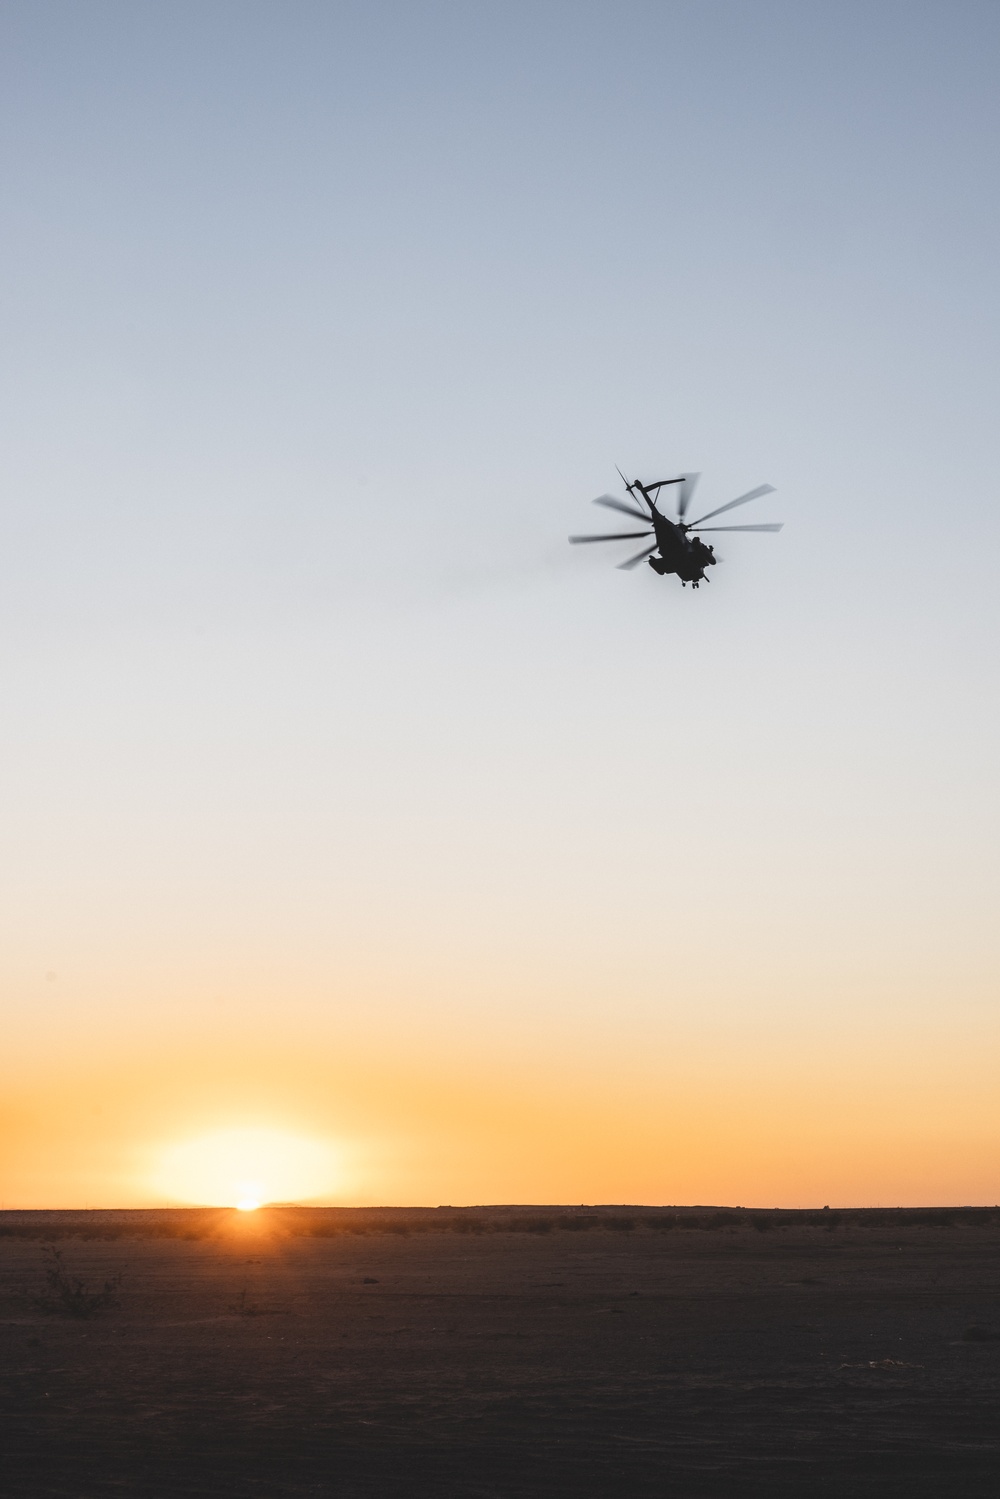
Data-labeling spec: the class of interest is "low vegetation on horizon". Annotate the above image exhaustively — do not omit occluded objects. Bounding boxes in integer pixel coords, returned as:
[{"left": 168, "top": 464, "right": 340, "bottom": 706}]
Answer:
[{"left": 1, "top": 1205, "right": 998, "bottom": 1242}]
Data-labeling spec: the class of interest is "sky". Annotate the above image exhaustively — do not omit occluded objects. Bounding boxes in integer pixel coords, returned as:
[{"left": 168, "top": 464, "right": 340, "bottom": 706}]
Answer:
[{"left": 2, "top": 0, "right": 999, "bottom": 1209}]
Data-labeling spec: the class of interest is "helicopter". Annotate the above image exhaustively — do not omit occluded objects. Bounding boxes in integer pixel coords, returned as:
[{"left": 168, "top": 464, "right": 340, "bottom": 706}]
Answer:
[{"left": 570, "top": 470, "right": 782, "bottom": 586}]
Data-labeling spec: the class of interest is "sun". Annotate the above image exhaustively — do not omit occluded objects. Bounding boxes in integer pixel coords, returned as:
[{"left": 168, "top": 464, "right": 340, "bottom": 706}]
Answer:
[{"left": 151, "top": 1127, "right": 338, "bottom": 1208}]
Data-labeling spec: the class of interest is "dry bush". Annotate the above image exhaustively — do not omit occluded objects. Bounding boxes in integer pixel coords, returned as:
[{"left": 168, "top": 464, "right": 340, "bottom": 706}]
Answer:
[
  {"left": 228, "top": 1288, "right": 263, "bottom": 1317},
  {"left": 33, "top": 1246, "right": 123, "bottom": 1318}
]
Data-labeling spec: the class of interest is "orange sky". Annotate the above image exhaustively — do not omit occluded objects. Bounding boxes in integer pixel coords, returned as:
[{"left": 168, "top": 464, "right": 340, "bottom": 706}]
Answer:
[{"left": 4, "top": 946, "right": 998, "bottom": 1208}]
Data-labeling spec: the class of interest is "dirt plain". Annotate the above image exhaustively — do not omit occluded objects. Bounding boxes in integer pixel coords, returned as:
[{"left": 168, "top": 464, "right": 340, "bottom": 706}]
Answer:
[{"left": 1, "top": 1205, "right": 999, "bottom": 1497}]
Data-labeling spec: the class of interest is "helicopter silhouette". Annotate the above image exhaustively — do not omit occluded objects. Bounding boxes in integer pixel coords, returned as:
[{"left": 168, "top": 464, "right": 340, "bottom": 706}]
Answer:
[{"left": 570, "top": 470, "right": 782, "bottom": 587}]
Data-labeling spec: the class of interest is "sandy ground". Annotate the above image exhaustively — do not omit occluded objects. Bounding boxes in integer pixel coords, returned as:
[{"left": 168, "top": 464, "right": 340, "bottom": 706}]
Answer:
[{"left": 2, "top": 1209, "right": 999, "bottom": 1496}]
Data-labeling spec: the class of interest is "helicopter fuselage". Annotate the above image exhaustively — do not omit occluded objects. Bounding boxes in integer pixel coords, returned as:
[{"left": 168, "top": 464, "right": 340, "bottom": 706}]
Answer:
[{"left": 642, "top": 494, "right": 716, "bottom": 587}]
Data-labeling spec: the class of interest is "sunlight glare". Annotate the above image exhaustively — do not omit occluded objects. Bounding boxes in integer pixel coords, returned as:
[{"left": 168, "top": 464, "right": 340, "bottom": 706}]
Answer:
[{"left": 152, "top": 1128, "right": 338, "bottom": 1207}]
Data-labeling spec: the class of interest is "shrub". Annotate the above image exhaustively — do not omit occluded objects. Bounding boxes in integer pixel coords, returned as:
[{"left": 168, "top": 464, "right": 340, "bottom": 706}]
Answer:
[
  {"left": 33, "top": 1246, "right": 123, "bottom": 1319},
  {"left": 228, "top": 1288, "right": 263, "bottom": 1317}
]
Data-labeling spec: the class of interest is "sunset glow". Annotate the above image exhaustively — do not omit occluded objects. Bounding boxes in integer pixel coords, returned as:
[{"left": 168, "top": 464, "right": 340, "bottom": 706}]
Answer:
[{"left": 151, "top": 1129, "right": 339, "bottom": 1209}]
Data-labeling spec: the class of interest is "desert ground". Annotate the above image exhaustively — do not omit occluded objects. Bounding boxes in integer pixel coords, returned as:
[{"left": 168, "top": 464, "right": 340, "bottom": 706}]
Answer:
[{"left": 1, "top": 1206, "right": 999, "bottom": 1497}]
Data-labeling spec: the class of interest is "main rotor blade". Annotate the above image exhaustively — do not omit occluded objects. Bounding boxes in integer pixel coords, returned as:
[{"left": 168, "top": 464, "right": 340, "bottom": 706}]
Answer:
[
  {"left": 687, "top": 484, "right": 775, "bottom": 527},
  {"left": 617, "top": 542, "right": 658, "bottom": 570},
  {"left": 569, "top": 530, "right": 653, "bottom": 544},
  {"left": 676, "top": 471, "right": 701, "bottom": 519},
  {"left": 690, "top": 522, "right": 783, "bottom": 533},
  {"left": 592, "top": 494, "right": 649, "bottom": 522}
]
